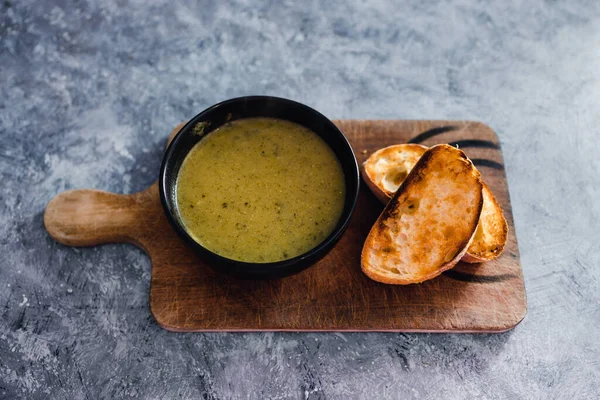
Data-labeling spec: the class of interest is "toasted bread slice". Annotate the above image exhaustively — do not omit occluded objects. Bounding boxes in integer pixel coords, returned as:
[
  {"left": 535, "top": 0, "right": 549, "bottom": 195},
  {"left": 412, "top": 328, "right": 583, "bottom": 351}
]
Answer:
[
  {"left": 460, "top": 182, "right": 508, "bottom": 262},
  {"left": 362, "top": 144, "right": 508, "bottom": 263},
  {"left": 361, "top": 145, "right": 483, "bottom": 284},
  {"left": 362, "top": 144, "right": 428, "bottom": 203}
]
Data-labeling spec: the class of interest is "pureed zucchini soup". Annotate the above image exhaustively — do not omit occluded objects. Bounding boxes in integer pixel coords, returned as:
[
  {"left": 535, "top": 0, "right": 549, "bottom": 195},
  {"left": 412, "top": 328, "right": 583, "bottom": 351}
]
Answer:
[{"left": 176, "top": 118, "right": 346, "bottom": 263}]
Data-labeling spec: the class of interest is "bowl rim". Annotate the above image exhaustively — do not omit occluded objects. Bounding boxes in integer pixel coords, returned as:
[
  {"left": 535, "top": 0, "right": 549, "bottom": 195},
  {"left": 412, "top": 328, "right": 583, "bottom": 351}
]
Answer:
[{"left": 159, "top": 95, "right": 360, "bottom": 272}]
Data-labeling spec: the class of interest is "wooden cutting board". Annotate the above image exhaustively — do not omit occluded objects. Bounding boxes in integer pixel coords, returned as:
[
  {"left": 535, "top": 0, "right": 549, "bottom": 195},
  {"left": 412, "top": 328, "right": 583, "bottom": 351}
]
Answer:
[{"left": 44, "top": 120, "right": 526, "bottom": 332}]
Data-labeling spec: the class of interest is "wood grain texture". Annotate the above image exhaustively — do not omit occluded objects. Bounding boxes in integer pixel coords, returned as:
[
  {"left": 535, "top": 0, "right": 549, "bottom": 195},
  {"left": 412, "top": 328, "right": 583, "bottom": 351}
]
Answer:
[{"left": 44, "top": 120, "right": 526, "bottom": 332}]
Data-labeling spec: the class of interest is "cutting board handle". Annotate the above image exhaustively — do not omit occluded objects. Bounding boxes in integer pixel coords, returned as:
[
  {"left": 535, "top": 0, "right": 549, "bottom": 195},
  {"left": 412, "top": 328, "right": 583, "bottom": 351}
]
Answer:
[
  {"left": 44, "top": 189, "right": 139, "bottom": 246},
  {"left": 44, "top": 122, "right": 185, "bottom": 248}
]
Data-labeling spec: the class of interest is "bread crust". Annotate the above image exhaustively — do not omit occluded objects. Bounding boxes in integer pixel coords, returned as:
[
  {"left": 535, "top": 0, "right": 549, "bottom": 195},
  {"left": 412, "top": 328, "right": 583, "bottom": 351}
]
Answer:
[{"left": 361, "top": 145, "right": 483, "bottom": 285}]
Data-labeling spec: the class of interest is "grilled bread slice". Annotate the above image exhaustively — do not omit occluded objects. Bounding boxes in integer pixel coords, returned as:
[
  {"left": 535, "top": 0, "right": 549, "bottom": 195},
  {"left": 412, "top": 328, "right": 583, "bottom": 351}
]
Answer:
[
  {"left": 362, "top": 144, "right": 508, "bottom": 263},
  {"left": 361, "top": 145, "right": 483, "bottom": 284},
  {"left": 362, "top": 144, "right": 428, "bottom": 203}
]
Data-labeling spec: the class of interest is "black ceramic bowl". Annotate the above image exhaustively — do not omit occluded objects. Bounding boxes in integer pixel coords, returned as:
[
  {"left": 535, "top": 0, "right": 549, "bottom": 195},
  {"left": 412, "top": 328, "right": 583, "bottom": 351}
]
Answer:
[{"left": 159, "top": 96, "right": 359, "bottom": 278}]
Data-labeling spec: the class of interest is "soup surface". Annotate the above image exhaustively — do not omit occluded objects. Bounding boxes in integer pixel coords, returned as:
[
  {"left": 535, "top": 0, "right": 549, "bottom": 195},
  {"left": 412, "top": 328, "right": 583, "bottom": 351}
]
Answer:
[{"left": 176, "top": 118, "right": 346, "bottom": 263}]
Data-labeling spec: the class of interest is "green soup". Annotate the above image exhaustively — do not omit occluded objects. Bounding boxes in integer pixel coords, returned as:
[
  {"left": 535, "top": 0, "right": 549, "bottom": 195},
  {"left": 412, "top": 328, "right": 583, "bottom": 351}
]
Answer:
[{"left": 176, "top": 118, "right": 346, "bottom": 263}]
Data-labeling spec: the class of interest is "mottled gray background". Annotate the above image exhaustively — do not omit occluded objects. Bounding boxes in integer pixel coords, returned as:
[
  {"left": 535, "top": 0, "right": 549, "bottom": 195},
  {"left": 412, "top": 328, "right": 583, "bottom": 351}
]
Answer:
[{"left": 1, "top": 0, "right": 599, "bottom": 398}]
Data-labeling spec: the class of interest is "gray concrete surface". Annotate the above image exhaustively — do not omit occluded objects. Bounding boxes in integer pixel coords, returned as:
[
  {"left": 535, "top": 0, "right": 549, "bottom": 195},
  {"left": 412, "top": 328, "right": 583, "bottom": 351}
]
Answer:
[{"left": 1, "top": 0, "right": 599, "bottom": 398}]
